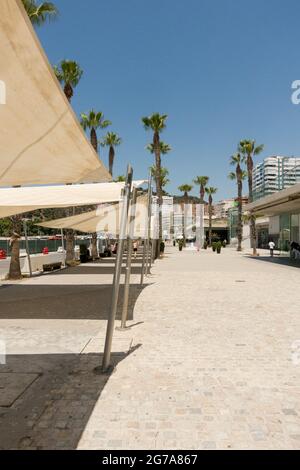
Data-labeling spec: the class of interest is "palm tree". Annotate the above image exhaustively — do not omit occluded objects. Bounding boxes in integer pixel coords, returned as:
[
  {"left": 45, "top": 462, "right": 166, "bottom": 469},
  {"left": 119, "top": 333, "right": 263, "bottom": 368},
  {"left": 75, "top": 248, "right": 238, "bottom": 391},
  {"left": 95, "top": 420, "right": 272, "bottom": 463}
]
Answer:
[
  {"left": 54, "top": 60, "right": 83, "bottom": 263},
  {"left": 22, "top": 0, "right": 58, "bottom": 26},
  {"left": 80, "top": 111, "right": 111, "bottom": 154},
  {"left": 193, "top": 176, "right": 209, "bottom": 204},
  {"left": 178, "top": 184, "right": 193, "bottom": 246},
  {"left": 80, "top": 112, "right": 110, "bottom": 261},
  {"left": 205, "top": 187, "right": 218, "bottom": 246},
  {"left": 151, "top": 166, "right": 170, "bottom": 194},
  {"left": 54, "top": 60, "right": 83, "bottom": 102},
  {"left": 178, "top": 184, "right": 193, "bottom": 200},
  {"left": 114, "top": 175, "right": 125, "bottom": 182},
  {"left": 101, "top": 132, "right": 122, "bottom": 177},
  {"left": 239, "top": 139, "right": 264, "bottom": 256},
  {"left": 229, "top": 153, "right": 247, "bottom": 252},
  {"left": 142, "top": 113, "right": 168, "bottom": 256},
  {"left": 146, "top": 142, "right": 172, "bottom": 155}
]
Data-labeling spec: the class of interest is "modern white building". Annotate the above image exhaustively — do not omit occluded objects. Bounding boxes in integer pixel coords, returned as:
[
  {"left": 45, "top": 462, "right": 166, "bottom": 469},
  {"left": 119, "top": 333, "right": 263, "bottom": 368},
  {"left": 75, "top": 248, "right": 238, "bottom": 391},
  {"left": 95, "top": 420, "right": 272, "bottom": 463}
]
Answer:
[
  {"left": 253, "top": 156, "right": 300, "bottom": 200},
  {"left": 214, "top": 199, "right": 235, "bottom": 219}
]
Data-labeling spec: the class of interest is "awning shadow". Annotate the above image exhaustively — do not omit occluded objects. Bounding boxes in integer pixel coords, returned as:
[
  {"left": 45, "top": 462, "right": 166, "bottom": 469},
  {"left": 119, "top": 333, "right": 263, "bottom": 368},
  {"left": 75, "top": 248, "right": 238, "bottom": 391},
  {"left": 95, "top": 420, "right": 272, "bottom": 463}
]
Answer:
[
  {"left": 0, "top": 283, "right": 150, "bottom": 320},
  {"left": 245, "top": 255, "right": 300, "bottom": 269},
  {"left": 0, "top": 346, "right": 142, "bottom": 450},
  {"left": 55, "top": 265, "right": 145, "bottom": 275}
]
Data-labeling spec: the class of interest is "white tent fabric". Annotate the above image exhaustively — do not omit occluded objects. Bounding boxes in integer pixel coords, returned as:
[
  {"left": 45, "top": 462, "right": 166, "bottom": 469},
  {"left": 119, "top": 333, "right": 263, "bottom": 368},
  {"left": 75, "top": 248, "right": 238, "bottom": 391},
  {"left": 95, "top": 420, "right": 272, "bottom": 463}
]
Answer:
[
  {"left": 37, "top": 196, "right": 150, "bottom": 238},
  {"left": 0, "top": 0, "right": 110, "bottom": 186},
  {"left": 0, "top": 181, "right": 146, "bottom": 218}
]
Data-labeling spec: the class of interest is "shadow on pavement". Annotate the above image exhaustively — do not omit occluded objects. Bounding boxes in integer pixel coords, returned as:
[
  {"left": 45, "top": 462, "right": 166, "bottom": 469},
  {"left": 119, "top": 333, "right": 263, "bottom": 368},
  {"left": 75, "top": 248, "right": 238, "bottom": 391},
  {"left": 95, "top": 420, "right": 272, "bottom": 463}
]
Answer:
[
  {"left": 0, "top": 346, "right": 142, "bottom": 450},
  {"left": 55, "top": 265, "right": 145, "bottom": 275},
  {"left": 0, "top": 283, "right": 150, "bottom": 320},
  {"left": 245, "top": 255, "right": 300, "bottom": 269}
]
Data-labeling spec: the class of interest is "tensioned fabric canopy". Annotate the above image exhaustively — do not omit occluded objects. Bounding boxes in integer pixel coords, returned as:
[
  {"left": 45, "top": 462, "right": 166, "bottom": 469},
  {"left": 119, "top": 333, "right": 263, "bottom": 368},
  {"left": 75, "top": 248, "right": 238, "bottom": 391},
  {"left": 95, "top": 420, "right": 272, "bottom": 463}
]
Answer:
[
  {"left": 0, "top": 0, "right": 110, "bottom": 186},
  {"left": 0, "top": 181, "right": 146, "bottom": 218},
  {"left": 37, "top": 196, "right": 150, "bottom": 237}
]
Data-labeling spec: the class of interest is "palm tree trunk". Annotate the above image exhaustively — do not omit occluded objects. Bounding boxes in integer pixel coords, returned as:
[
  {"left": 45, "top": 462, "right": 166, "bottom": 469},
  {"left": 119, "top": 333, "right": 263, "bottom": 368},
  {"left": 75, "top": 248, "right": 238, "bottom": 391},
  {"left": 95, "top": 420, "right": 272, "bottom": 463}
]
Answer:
[
  {"left": 109, "top": 146, "right": 115, "bottom": 177},
  {"left": 153, "top": 131, "right": 162, "bottom": 258},
  {"left": 66, "top": 229, "right": 75, "bottom": 264},
  {"left": 247, "top": 156, "right": 257, "bottom": 255},
  {"left": 237, "top": 180, "right": 243, "bottom": 252},
  {"left": 90, "top": 127, "right": 98, "bottom": 153},
  {"left": 8, "top": 216, "right": 22, "bottom": 280},
  {"left": 64, "top": 83, "right": 73, "bottom": 102},
  {"left": 91, "top": 233, "right": 98, "bottom": 261},
  {"left": 200, "top": 185, "right": 205, "bottom": 204},
  {"left": 208, "top": 197, "right": 212, "bottom": 246}
]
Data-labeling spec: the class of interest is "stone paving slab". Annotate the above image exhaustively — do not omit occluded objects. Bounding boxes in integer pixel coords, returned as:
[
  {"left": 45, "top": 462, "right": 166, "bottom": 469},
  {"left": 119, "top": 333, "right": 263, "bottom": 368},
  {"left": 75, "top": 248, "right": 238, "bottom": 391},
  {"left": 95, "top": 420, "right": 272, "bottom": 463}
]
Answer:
[
  {"left": 0, "top": 372, "right": 39, "bottom": 407},
  {"left": 78, "top": 247, "right": 300, "bottom": 450},
  {"left": 0, "top": 254, "right": 148, "bottom": 449}
]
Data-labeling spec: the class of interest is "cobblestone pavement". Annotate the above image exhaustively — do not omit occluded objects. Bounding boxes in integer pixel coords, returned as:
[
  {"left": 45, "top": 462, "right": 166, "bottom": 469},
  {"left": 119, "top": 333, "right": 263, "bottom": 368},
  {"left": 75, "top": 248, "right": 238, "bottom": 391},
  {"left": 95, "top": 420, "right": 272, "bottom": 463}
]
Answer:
[
  {"left": 1, "top": 248, "right": 300, "bottom": 449},
  {"left": 77, "top": 247, "right": 300, "bottom": 450},
  {"left": 0, "top": 257, "right": 146, "bottom": 449}
]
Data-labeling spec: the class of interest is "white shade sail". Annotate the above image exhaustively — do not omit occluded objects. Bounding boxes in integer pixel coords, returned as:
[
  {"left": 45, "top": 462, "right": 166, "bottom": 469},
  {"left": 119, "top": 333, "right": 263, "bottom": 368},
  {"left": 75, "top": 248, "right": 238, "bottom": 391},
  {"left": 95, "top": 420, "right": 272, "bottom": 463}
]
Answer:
[
  {"left": 37, "top": 196, "right": 150, "bottom": 237},
  {"left": 0, "top": 181, "right": 146, "bottom": 218},
  {"left": 0, "top": 0, "right": 110, "bottom": 186}
]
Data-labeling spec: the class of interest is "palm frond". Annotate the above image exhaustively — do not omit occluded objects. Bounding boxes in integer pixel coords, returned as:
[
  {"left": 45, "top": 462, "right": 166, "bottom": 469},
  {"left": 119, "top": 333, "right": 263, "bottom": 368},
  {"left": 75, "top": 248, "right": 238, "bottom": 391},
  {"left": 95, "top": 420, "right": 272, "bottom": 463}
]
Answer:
[
  {"left": 193, "top": 176, "right": 209, "bottom": 186},
  {"left": 22, "top": 1, "right": 59, "bottom": 26},
  {"left": 54, "top": 60, "right": 83, "bottom": 88},
  {"left": 205, "top": 186, "right": 218, "bottom": 195}
]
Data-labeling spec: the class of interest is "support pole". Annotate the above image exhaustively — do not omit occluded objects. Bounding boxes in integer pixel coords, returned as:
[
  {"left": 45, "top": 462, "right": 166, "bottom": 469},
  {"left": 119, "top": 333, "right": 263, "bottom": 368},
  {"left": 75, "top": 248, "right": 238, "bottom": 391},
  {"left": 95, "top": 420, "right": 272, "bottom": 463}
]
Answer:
[
  {"left": 23, "top": 220, "right": 32, "bottom": 278},
  {"left": 120, "top": 187, "right": 138, "bottom": 328},
  {"left": 101, "top": 165, "right": 133, "bottom": 373},
  {"left": 141, "top": 173, "right": 152, "bottom": 283}
]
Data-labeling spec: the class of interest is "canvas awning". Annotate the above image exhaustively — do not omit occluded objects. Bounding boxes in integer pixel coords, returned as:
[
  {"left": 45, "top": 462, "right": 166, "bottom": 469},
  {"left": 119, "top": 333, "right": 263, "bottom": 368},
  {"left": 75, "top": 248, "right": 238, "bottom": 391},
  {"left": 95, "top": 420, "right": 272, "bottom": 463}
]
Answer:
[
  {"left": 37, "top": 196, "right": 150, "bottom": 237},
  {"left": 0, "top": 181, "right": 146, "bottom": 218},
  {"left": 0, "top": 0, "right": 110, "bottom": 186}
]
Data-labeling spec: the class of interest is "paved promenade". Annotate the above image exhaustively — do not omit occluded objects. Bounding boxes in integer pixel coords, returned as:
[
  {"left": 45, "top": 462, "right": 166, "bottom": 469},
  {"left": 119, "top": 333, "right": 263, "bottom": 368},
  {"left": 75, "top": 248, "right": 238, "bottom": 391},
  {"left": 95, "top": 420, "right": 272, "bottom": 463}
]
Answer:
[
  {"left": 78, "top": 247, "right": 300, "bottom": 450},
  {"left": 1, "top": 247, "right": 300, "bottom": 449}
]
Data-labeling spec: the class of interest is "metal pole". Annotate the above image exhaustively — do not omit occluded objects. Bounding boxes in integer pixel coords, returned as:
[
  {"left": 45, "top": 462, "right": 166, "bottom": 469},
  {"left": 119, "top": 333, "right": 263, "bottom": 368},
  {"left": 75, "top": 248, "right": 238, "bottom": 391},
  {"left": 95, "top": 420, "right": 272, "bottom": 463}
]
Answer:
[
  {"left": 23, "top": 220, "right": 32, "bottom": 278},
  {"left": 101, "top": 165, "right": 133, "bottom": 372},
  {"left": 120, "top": 187, "right": 137, "bottom": 328},
  {"left": 141, "top": 173, "right": 152, "bottom": 283}
]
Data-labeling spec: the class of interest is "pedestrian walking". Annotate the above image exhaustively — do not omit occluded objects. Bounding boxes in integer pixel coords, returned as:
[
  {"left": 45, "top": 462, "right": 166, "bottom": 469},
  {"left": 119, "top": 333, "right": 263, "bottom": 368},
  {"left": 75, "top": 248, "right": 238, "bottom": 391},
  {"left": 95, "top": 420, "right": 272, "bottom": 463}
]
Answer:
[
  {"left": 133, "top": 240, "right": 138, "bottom": 259},
  {"left": 268, "top": 240, "right": 275, "bottom": 257}
]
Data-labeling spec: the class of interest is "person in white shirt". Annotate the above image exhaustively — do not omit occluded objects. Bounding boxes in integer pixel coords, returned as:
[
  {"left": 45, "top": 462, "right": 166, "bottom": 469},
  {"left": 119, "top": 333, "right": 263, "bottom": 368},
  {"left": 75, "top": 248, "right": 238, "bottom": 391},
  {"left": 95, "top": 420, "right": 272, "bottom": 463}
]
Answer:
[
  {"left": 133, "top": 240, "right": 138, "bottom": 259},
  {"left": 268, "top": 240, "right": 275, "bottom": 257}
]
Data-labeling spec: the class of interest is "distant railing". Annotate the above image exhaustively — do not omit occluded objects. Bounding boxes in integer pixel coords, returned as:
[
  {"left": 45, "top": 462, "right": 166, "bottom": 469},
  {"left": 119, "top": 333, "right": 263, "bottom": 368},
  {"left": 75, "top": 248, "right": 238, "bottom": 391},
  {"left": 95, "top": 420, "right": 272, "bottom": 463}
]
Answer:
[{"left": 0, "top": 238, "right": 90, "bottom": 256}]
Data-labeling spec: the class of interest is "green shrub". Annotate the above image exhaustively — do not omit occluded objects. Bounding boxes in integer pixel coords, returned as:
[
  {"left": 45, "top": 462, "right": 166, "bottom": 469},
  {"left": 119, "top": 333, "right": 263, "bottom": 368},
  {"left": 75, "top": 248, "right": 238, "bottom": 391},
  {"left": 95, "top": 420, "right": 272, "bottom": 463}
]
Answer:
[{"left": 216, "top": 241, "right": 222, "bottom": 253}]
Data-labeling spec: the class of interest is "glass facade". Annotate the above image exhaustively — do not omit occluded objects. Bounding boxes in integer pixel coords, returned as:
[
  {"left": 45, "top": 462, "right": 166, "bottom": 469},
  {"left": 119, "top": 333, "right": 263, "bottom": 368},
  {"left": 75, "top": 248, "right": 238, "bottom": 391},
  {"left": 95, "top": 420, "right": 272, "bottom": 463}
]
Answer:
[{"left": 278, "top": 212, "right": 300, "bottom": 251}]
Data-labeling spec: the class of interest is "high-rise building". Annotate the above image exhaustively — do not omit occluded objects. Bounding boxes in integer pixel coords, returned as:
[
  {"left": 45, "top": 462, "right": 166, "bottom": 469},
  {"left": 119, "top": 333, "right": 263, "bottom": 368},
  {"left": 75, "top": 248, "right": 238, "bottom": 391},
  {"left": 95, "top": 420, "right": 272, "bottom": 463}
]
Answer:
[{"left": 253, "top": 156, "right": 300, "bottom": 200}]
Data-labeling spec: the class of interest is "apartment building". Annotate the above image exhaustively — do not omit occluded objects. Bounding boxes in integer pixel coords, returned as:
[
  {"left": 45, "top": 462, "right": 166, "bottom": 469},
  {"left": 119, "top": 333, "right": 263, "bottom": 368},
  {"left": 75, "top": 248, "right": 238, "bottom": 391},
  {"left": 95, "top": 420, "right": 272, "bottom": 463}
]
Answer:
[{"left": 253, "top": 156, "right": 300, "bottom": 200}]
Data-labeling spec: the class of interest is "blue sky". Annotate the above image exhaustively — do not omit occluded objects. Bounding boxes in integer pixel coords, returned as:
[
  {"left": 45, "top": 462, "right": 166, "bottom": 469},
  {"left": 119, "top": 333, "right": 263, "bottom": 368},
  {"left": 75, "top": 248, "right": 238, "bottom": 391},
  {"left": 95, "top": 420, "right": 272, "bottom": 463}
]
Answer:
[{"left": 37, "top": 0, "right": 300, "bottom": 200}]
